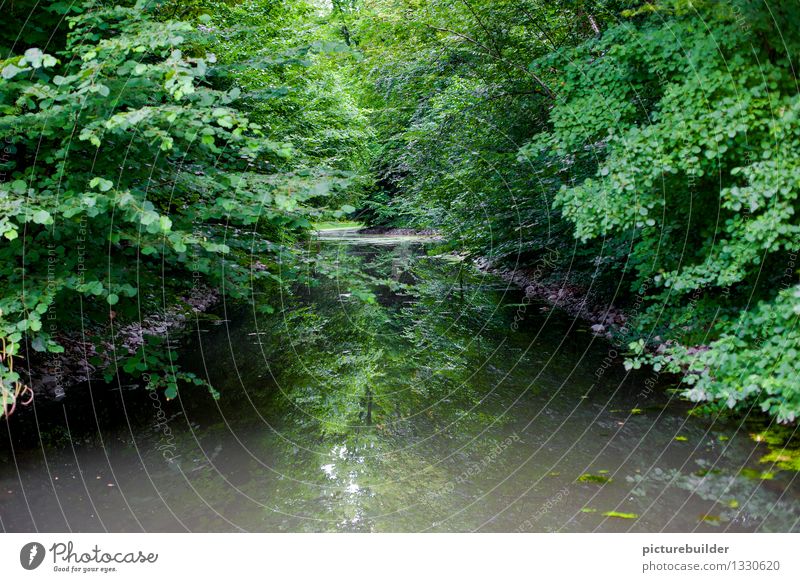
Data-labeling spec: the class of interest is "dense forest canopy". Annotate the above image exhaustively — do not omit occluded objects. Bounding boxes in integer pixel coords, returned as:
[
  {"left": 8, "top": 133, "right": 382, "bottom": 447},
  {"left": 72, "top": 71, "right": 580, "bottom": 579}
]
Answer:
[{"left": 1, "top": 0, "right": 799, "bottom": 425}]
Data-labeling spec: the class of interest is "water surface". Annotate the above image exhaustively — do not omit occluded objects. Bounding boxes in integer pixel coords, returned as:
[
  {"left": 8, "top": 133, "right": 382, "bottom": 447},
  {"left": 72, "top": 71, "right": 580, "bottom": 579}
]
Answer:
[{"left": 2, "top": 230, "right": 799, "bottom": 532}]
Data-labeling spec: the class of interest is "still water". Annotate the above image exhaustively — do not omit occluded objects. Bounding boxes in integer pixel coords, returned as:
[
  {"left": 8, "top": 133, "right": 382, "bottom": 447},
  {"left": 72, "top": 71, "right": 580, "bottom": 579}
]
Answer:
[{"left": 2, "top": 230, "right": 799, "bottom": 532}]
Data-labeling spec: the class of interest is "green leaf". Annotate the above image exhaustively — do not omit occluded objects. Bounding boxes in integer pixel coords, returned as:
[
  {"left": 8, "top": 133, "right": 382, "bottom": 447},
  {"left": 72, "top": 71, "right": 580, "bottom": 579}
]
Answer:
[
  {"left": 1, "top": 63, "right": 25, "bottom": 79},
  {"left": 22, "top": 48, "right": 44, "bottom": 68},
  {"left": 139, "top": 210, "right": 158, "bottom": 226},
  {"left": 602, "top": 511, "right": 638, "bottom": 520},
  {"left": 90, "top": 177, "right": 114, "bottom": 192},
  {"left": 31, "top": 336, "right": 46, "bottom": 352},
  {"left": 32, "top": 210, "right": 51, "bottom": 224}
]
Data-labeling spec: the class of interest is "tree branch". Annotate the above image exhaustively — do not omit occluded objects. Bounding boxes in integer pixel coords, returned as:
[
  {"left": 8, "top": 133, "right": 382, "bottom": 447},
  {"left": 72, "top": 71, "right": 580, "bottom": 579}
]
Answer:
[{"left": 424, "top": 24, "right": 556, "bottom": 99}]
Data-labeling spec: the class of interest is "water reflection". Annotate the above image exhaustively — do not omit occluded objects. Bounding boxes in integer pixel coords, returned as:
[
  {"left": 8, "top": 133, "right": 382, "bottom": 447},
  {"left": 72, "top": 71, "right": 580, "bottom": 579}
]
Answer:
[{"left": 1, "top": 230, "right": 798, "bottom": 532}]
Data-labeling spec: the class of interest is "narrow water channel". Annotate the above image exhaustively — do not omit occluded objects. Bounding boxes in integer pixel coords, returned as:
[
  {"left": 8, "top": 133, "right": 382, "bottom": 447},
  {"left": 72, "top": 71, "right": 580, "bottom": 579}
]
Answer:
[{"left": 2, "top": 230, "right": 799, "bottom": 532}]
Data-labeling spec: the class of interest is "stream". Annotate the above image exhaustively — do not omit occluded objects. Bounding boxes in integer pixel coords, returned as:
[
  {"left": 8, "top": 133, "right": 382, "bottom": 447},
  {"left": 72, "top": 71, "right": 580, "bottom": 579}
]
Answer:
[{"left": 2, "top": 229, "right": 799, "bottom": 532}]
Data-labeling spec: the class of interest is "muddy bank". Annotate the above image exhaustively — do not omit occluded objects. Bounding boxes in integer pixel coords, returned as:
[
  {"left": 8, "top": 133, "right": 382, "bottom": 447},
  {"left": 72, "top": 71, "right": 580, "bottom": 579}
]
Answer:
[
  {"left": 474, "top": 256, "right": 709, "bottom": 375},
  {"left": 473, "top": 256, "right": 627, "bottom": 338},
  {"left": 21, "top": 285, "right": 220, "bottom": 405}
]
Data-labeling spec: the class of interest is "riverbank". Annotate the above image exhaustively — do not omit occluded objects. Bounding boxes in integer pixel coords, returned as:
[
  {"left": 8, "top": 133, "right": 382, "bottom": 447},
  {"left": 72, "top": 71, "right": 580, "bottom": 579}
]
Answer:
[
  {"left": 473, "top": 256, "right": 627, "bottom": 340},
  {"left": 473, "top": 255, "right": 716, "bottom": 381},
  {"left": 22, "top": 285, "right": 220, "bottom": 404}
]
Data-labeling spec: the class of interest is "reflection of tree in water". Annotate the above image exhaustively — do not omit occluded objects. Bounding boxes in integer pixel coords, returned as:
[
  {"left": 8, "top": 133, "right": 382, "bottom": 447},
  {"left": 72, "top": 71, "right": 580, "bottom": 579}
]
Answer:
[
  {"left": 242, "top": 240, "right": 524, "bottom": 530},
  {"left": 272, "top": 240, "right": 513, "bottom": 441}
]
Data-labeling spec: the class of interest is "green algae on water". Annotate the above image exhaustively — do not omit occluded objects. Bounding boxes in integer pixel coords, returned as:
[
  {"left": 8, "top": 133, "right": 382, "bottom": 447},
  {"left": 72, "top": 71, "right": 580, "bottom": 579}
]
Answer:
[
  {"left": 602, "top": 511, "right": 638, "bottom": 519},
  {"left": 577, "top": 473, "right": 612, "bottom": 484}
]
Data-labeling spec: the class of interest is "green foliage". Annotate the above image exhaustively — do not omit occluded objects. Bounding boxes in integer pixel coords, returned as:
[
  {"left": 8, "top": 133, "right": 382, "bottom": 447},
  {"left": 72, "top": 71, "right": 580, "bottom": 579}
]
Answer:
[
  {"left": 0, "top": 0, "right": 365, "bottom": 413},
  {"left": 350, "top": 0, "right": 631, "bottom": 283},
  {"left": 528, "top": 0, "right": 800, "bottom": 421},
  {"left": 4, "top": 0, "right": 800, "bottom": 426},
  {"left": 351, "top": 0, "right": 800, "bottom": 424}
]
